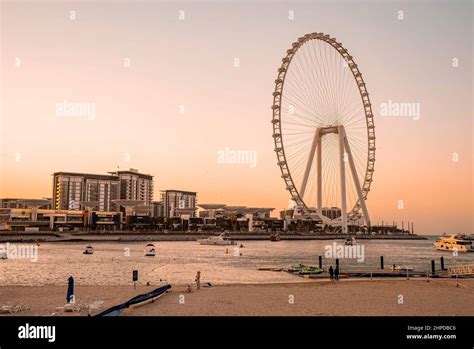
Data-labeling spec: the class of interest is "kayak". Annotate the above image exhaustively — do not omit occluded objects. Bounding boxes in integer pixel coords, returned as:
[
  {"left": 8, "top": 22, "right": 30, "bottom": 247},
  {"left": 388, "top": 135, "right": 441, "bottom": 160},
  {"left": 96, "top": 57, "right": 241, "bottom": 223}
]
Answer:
[{"left": 95, "top": 284, "right": 171, "bottom": 316}]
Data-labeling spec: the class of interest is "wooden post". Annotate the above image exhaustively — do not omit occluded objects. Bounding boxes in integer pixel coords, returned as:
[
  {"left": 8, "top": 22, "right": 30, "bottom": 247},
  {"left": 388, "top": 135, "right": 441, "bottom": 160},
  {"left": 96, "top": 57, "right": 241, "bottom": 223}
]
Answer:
[
  {"left": 440, "top": 256, "right": 445, "bottom": 270},
  {"left": 380, "top": 256, "right": 384, "bottom": 270},
  {"left": 318, "top": 255, "right": 322, "bottom": 269},
  {"left": 431, "top": 260, "right": 436, "bottom": 276}
]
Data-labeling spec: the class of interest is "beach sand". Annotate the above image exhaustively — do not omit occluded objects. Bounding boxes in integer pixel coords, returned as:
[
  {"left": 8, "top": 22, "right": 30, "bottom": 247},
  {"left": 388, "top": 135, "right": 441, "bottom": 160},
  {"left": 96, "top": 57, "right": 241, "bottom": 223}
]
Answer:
[{"left": 0, "top": 279, "right": 473, "bottom": 316}]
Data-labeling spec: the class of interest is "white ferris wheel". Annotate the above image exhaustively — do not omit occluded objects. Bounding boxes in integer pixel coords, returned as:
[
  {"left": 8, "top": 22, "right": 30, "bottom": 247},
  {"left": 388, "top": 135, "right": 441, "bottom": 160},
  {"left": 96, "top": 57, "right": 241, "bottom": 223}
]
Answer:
[{"left": 271, "top": 32, "right": 376, "bottom": 233}]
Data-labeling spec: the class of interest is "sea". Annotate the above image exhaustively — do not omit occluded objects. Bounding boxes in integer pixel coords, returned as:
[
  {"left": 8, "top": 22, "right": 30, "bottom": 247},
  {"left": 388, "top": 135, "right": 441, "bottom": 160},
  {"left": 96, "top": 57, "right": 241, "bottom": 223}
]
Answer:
[{"left": 1, "top": 236, "right": 473, "bottom": 286}]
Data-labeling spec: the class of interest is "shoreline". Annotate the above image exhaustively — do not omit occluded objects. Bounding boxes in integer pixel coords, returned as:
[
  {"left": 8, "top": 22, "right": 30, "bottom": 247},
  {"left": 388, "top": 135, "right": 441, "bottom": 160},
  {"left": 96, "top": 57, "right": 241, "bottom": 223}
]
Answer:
[
  {"left": 0, "top": 232, "right": 428, "bottom": 243},
  {"left": 1, "top": 278, "right": 472, "bottom": 316}
]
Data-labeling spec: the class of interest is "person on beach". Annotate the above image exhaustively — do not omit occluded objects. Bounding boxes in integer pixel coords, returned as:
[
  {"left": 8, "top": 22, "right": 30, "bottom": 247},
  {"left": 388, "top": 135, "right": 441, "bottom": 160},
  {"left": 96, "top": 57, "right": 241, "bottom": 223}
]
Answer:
[
  {"left": 334, "top": 266, "right": 339, "bottom": 281},
  {"left": 328, "top": 266, "right": 334, "bottom": 281},
  {"left": 195, "top": 271, "right": 201, "bottom": 290}
]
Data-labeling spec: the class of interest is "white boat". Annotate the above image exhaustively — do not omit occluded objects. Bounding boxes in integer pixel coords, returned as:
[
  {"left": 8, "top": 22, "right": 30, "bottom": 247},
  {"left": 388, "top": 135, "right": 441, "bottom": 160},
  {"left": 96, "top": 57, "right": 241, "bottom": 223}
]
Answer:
[
  {"left": 344, "top": 237, "right": 356, "bottom": 246},
  {"left": 83, "top": 245, "right": 94, "bottom": 255},
  {"left": 392, "top": 265, "right": 413, "bottom": 271},
  {"left": 197, "top": 233, "right": 236, "bottom": 246},
  {"left": 145, "top": 243, "right": 156, "bottom": 257},
  {"left": 434, "top": 234, "right": 474, "bottom": 253}
]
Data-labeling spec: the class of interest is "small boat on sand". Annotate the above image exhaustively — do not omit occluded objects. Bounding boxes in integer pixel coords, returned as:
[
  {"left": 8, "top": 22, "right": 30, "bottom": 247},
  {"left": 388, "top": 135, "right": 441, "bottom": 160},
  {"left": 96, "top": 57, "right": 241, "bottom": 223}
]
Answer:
[
  {"left": 145, "top": 243, "right": 156, "bottom": 257},
  {"left": 197, "top": 233, "right": 236, "bottom": 246},
  {"left": 95, "top": 284, "right": 172, "bottom": 316},
  {"left": 83, "top": 245, "right": 94, "bottom": 255}
]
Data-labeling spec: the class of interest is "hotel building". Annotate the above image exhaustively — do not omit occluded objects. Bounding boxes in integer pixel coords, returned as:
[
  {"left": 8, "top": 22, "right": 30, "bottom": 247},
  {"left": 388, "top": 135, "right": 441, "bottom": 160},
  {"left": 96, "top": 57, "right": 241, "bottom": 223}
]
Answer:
[
  {"left": 111, "top": 169, "right": 154, "bottom": 206},
  {"left": 53, "top": 169, "right": 154, "bottom": 212},
  {"left": 53, "top": 172, "right": 120, "bottom": 211},
  {"left": 161, "top": 190, "right": 197, "bottom": 218}
]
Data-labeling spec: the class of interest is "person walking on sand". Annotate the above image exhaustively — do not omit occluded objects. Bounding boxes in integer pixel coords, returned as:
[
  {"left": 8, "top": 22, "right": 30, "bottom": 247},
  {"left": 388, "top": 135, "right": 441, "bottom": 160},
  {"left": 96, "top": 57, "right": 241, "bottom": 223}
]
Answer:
[
  {"left": 328, "top": 266, "right": 334, "bottom": 281},
  {"left": 195, "top": 271, "right": 201, "bottom": 290},
  {"left": 334, "top": 266, "right": 339, "bottom": 281}
]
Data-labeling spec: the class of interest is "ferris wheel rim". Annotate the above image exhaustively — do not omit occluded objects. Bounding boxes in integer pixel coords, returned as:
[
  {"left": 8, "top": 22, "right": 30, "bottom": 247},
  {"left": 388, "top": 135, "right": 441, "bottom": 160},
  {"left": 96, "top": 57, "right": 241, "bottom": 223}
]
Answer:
[{"left": 271, "top": 32, "right": 376, "bottom": 219}]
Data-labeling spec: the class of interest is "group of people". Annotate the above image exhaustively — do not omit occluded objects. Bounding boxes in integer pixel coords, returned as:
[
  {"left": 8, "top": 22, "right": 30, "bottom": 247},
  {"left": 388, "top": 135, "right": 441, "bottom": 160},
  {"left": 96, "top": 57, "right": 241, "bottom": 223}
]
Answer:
[{"left": 328, "top": 265, "right": 340, "bottom": 281}]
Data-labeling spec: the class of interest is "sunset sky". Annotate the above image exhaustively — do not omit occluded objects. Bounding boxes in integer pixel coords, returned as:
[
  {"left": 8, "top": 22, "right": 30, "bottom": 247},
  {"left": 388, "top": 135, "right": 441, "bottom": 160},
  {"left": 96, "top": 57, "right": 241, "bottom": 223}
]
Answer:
[{"left": 0, "top": 1, "right": 472, "bottom": 234}]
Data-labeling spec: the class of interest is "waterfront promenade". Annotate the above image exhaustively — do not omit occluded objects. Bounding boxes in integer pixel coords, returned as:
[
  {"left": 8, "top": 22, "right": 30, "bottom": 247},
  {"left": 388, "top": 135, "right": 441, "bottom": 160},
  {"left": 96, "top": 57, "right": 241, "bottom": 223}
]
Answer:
[{"left": 0, "top": 231, "right": 427, "bottom": 243}]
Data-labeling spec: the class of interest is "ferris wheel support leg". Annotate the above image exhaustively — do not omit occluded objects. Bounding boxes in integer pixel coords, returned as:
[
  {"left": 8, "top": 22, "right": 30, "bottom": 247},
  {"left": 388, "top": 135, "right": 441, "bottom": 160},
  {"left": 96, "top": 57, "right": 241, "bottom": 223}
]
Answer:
[
  {"left": 338, "top": 127, "right": 348, "bottom": 235},
  {"left": 317, "top": 131, "right": 322, "bottom": 213},
  {"left": 341, "top": 127, "right": 371, "bottom": 228},
  {"left": 300, "top": 128, "right": 320, "bottom": 199}
]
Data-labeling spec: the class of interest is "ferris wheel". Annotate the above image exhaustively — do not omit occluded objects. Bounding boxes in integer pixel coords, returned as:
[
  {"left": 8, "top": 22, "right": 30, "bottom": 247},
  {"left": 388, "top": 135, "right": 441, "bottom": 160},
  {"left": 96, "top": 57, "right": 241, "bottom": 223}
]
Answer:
[{"left": 271, "top": 32, "right": 375, "bottom": 232}]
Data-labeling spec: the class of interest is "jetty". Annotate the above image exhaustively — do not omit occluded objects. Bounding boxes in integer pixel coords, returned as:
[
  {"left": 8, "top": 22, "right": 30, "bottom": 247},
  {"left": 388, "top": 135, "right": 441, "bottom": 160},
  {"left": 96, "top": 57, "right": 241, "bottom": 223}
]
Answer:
[{"left": 259, "top": 258, "right": 474, "bottom": 280}]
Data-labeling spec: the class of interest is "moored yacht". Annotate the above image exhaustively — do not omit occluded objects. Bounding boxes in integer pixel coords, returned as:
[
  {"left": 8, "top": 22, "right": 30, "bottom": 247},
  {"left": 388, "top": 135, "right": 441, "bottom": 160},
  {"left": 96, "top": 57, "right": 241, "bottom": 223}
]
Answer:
[
  {"left": 83, "top": 245, "right": 94, "bottom": 255},
  {"left": 197, "top": 233, "right": 236, "bottom": 246},
  {"left": 434, "top": 234, "right": 474, "bottom": 253},
  {"left": 344, "top": 237, "right": 356, "bottom": 246},
  {"left": 145, "top": 243, "right": 156, "bottom": 257}
]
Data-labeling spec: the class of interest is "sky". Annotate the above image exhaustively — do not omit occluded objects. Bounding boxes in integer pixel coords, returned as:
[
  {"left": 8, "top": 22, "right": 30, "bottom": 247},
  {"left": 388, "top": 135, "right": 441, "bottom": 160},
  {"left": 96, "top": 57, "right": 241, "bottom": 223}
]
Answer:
[{"left": 0, "top": 0, "right": 472, "bottom": 234}]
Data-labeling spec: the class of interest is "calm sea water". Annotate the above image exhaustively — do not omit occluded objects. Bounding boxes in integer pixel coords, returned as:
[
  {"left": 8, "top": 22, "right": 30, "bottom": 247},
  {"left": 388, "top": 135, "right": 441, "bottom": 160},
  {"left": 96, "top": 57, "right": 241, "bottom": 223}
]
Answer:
[{"left": 1, "top": 237, "right": 473, "bottom": 286}]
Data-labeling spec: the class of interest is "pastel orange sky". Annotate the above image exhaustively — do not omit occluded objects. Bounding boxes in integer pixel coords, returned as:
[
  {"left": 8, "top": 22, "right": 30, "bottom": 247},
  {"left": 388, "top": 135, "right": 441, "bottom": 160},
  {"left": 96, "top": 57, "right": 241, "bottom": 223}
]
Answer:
[{"left": 0, "top": 1, "right": 472, "bottom": 234}]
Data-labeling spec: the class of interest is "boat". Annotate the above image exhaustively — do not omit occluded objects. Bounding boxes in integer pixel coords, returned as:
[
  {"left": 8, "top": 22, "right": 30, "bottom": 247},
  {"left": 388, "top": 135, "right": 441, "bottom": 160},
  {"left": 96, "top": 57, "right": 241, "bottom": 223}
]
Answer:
[
  {"left": 145, "top": 243, "right": 156, "bottom": 257},
  {"left": 288, "top": 264, "right": 323, "bottom": 275},
  {"left": 434, "top": 234, "right": 474, "bottom": 253},
  {"left": 83, "top": 245, "right": 94, "bottom": 255},
  {"left": 344, "top": 237, "right": 356, "bottom": 246},
  {"left": 95, "top": 284, "right": 172, "bottom": 316},
  {"left": 0, "top": 251, "right": 7, "bottom": 260},
  {"left": 197, "top": 233, "right": 236, "bottom": 246},
  {"left": 392, "top": 264, "right": 414, "bottom": 271},
  {"left": 270, "top": 233, "right": 281, "bottom": 242}
]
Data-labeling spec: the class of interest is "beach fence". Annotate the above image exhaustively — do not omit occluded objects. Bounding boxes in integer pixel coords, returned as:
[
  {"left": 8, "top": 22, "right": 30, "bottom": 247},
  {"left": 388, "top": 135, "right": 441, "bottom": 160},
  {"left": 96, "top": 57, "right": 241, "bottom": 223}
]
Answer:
[{"left": 447, "top": 264, "right": 474, "bottom": 277}]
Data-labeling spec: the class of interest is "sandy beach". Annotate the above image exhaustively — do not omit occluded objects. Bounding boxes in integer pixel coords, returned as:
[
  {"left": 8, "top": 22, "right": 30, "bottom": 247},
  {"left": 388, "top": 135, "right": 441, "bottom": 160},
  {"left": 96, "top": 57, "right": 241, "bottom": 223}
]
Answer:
[{"left": 1, "top": 279, "right": 473, "bottom": 316}]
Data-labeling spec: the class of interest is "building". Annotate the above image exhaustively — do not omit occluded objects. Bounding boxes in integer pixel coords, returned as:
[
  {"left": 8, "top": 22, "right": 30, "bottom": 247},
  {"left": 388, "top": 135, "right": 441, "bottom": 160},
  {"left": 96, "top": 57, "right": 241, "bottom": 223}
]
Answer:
[
  {"left": 0, "top": 198, "right": 52, "bottom": 209},
  {"left": 321, "top": 207, "right": 342, "bottom": 220},
  {"left": 110, "top": 168, "right": 154, "bottom": 206},
  {"left": 197, "top": 204, "right": 277, "bottom": 232},
  {"left": 53, "top": 172, "right": 120, "bottom": 211},
  {"left": 0, "top": 208, "right": 121, "bottom": 231},
  {"left": 161, "top": 190, "right": 197, "bottom": 218},
  {"left": 152, "top": 201, "right": 164, "bottom": 218},
  {"left": 53, "top": 169, "right": 154, "bottom": 212}
]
